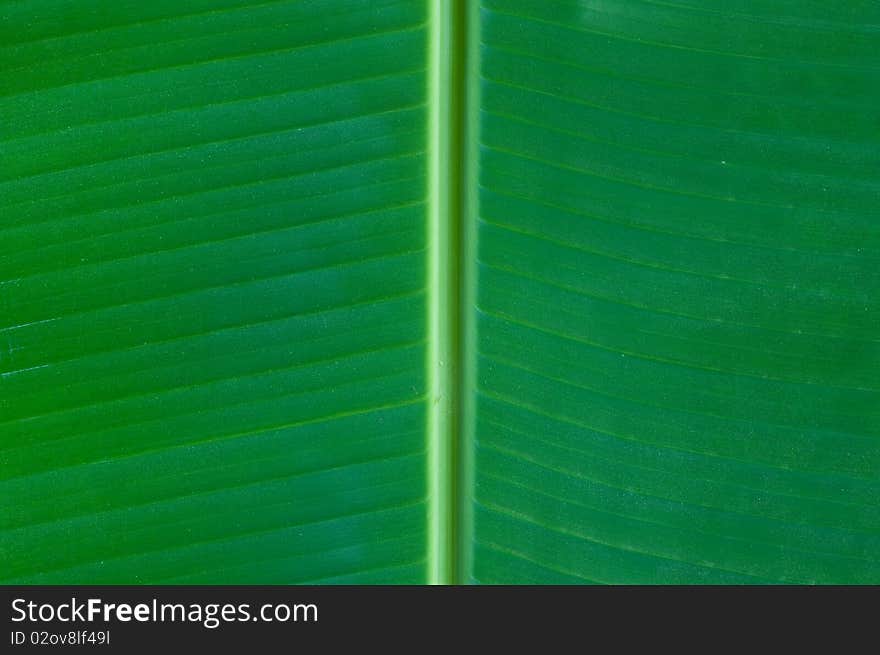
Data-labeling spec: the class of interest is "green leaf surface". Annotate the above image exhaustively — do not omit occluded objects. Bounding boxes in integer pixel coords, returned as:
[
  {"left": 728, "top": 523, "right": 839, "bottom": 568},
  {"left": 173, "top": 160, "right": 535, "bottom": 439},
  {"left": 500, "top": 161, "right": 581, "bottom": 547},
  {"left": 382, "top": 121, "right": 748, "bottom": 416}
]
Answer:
[
  {"left": 1, "top": 0, "right": 878, "bottom": 585},
  {"left": 1, "top": 0, "right": 431, "bottom": 584},
  {"left": 465, "top": 0, "right": 880, "bottom": 584}
]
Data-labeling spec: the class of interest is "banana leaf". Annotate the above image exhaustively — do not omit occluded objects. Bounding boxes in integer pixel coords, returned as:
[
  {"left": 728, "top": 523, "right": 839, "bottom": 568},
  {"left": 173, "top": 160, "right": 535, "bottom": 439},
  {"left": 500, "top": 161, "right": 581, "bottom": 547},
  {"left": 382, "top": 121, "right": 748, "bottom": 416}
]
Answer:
[{"left": 1, "top": 0, "right": 878, "bottom": 584}]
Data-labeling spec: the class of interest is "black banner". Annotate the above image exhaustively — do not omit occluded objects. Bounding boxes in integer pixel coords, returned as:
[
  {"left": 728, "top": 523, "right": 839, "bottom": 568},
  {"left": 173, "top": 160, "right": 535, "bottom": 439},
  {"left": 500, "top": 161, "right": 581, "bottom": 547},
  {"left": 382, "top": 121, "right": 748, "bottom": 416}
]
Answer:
[{"left": 1, "top": 586, "right": 876, "bottom": 651}]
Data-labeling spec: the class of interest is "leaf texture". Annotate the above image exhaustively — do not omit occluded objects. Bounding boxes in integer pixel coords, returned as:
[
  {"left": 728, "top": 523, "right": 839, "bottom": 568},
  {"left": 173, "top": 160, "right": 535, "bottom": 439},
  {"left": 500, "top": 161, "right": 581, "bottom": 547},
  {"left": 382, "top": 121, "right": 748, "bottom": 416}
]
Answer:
[
  {"left": 0, "top": 0, "right": 431, "bottom": 583},
  {"left": 2, "top": 0, "right": 879, "bottom": 586},
  {"left": 465, "top": 0, "right": 880, "bottom": 583}
]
